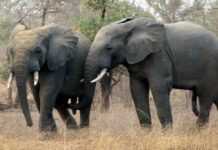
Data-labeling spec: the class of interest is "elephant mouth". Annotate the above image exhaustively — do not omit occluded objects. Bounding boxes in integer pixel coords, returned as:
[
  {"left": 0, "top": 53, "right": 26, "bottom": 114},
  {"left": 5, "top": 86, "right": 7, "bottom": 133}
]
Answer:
[
  {"left": 90, "top": 68, "right": 109, "bottom": 83},
  {"left": 7, "top": 71, "right": 39, "bottom": 89}
]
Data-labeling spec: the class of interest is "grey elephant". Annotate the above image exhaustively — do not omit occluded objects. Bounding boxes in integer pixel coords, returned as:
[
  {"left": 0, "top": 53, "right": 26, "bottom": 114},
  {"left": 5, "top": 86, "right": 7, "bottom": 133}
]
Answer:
[
  {"left": 7, "top": 24, "right": 98, "bottom": 133},
  {"left": 85, "top": 17, "right": 218, "bottom": 129}
]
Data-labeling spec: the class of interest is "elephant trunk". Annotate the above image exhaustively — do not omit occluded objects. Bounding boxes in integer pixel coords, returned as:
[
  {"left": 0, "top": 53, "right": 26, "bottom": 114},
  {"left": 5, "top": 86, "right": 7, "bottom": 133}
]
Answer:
[
  {"left": 14, "top": 58, "right": 33, "bottom": 127},
  {"left": 85, "top": 51, "right": 112, "bottom": 111}
]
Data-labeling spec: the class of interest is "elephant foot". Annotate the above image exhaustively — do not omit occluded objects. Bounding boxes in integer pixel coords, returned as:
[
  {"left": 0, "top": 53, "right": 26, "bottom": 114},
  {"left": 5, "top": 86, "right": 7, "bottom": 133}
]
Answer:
[
  {"left": 161, "top": 123, "right": 173, "bottom": 131},
  {"left": 39, "top": 119, "right": 57, "bottom": 133},
  {"left": 159, "top": 118, "right": 173, "bottom": 130},
  {"left": 140, "top": 123, "right": 152, "bottom": 129},
  {"left": 80, "top": 123, "right": 89, "bottom": 129},
  {"left": 65, "top": 118, "right": 78, "bottom": 129},
  {"left": 38, "top": 131, "right": 58, "bottom": 141},
  {"left": 39, "top": 126, "right": 57, "bottom": 133},
  {"left": 196, "top": 119, "right": 208, "bottom": 129}
]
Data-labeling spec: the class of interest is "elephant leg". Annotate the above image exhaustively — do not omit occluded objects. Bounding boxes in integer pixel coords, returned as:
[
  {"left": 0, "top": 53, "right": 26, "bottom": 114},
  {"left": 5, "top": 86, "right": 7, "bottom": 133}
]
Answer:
[
  {"left": 29, "top": 81, "right": 40, "bottom": 112},
  {"left": 213, "top": 100, "right": 218, "bottom": 110},
  {"left": 79, "top": 96, "right": 92, "bottom": 128},
  {"left": 192, "top": 89, "right": 199, "bottom": 117},
  {"left": 196, "top": 96, "right": 212, "bottom": 127},
  {"left": 129, "top": 77, "right": 151, "bottom": 128},
  {"left": 39, "top": 71, "right": 65, "bottom": 132},
  {"left": 55, "top": 96, "right": 78, "bottom": 129},
  {"left": 149, "top": 80, "right": 173, "bottom": 129}
]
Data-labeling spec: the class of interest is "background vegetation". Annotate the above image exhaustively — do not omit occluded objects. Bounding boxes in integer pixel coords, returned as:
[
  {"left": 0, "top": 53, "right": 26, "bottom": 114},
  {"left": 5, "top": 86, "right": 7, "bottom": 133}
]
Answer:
[{"left": 0, "top": 0, "right": 218, "bottom": 149}]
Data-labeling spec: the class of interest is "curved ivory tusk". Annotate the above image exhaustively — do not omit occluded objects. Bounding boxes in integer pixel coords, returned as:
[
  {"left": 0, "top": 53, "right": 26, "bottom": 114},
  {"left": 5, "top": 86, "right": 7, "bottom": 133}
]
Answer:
[
  {"left": 7, "top": 72, "right": 13, "bottom": 89},
  {"left": 33, "top": 71, "right": 39, "bottom": 86},
  {"left": 91, "top": 68, "right": 107, "bottom": 83}
]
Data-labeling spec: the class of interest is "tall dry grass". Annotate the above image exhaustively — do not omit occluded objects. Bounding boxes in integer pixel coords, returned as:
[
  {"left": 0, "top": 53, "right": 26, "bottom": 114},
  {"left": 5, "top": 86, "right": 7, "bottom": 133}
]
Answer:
[{"left": 0, "top": 89, "right": 217, "bottom": 150}]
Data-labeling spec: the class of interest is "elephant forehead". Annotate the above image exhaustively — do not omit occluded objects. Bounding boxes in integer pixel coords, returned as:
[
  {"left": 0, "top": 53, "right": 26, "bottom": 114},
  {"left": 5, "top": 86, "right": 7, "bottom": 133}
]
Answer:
[
  {"left": 13, "top": 32, "right": 42, "bottom": 50},
  {"left": 12, "top": 25, "right": 54, "bottom": 50}
]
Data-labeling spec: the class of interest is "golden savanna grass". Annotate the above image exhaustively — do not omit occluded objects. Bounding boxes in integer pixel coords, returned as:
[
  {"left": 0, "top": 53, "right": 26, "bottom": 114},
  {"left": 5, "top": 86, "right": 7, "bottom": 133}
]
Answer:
[{"left": 0, "top": 83, "right": 217, "bottom": 150}]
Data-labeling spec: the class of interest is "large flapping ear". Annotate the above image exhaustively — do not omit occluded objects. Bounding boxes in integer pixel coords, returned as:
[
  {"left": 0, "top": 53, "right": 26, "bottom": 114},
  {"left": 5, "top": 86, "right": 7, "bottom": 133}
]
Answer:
[
  {"left": 125, "top": 20, "right": 165, "bottom": 64},
  {"left": 47, "top": 26, "right": 78, "bottom": 71}
]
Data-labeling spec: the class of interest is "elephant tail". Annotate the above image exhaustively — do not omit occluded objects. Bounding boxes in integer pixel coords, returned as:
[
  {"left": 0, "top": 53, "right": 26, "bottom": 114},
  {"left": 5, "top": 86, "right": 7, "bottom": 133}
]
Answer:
[{"left": 191, "top": 89, "right": 199, "bottom": 117}]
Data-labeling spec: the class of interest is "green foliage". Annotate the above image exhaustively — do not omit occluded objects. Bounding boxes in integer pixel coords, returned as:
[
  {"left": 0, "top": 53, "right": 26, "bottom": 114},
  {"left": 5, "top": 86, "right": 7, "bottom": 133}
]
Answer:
[
  {"left": 79, "top": 0, "right": 152, "bottom": 40},
  {"left": 85, "top": 0, "right": 112, "bottom": 11},
  {"left": 79, "top": 17, "right": 103, "bottom": 40},
  {"left": 0, "top": 61, "right": 9, "bottom": 80},
  {"left": 0, "top": 17, "right": 13, "bottom": 46}
]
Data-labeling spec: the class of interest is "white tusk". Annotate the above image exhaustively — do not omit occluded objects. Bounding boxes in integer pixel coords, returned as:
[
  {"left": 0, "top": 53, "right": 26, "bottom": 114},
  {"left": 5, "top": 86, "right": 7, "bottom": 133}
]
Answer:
[
  {"left": 33, "top": 71, "right": 39, "bottom": 86},
  {"left": 7, "top": 73, "right": 13, "bottom": 89},
  {"left": 91, "top": 68, "right": 107, "bottom": 83}
]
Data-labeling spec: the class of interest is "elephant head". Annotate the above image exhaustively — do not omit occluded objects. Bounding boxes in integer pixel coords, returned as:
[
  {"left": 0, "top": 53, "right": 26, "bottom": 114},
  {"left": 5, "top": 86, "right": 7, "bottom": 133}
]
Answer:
[
  {"left": 9, "top": 24, "right": 78, "bottom": 127},
  {"left": 85, "top": 17, "right": 165, "bottom": 83}
]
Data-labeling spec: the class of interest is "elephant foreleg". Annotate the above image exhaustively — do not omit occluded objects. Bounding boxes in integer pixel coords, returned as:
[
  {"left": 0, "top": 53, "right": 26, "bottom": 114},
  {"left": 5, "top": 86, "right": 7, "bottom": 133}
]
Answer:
[
  {"left": 39, "top": 70, "right": 65, "bottom": 132},
  {"left": 55, "top": 96, "right": 78, "bottom": 129},
  {"left": 130, "top": 77, "right": 151, "bottom": 128},
  {"left": 149, "top": 79, "right": 173, "bottom": 129},
  {"left": 79, "top": 96, "right": 92, "bottom": 128}
]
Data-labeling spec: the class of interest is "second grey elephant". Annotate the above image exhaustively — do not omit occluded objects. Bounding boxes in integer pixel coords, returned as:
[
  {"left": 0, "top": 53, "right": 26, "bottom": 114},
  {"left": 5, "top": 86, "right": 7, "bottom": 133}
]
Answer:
[
  {"left": 8, "top": 24, "right": 97, "bottom": 133},
  {"left": 85, "top": 17, "right": 218, "bottom": 129}
]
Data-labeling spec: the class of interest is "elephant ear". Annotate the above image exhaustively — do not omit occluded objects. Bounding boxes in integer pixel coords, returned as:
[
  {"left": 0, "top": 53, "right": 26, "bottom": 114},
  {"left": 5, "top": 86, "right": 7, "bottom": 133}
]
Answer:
[
  {"left": 125, "top": 22, "right": 165, "bottom": 64},
  {"left": 47, "top": 28, "right": 78, "bottom": 71}
]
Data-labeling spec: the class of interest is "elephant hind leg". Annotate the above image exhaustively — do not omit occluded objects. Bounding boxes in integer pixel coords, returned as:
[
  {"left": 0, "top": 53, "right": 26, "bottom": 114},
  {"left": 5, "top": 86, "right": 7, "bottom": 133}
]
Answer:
[
  {"left": 149, "top": 79, "right": 173, "bottom": 129},
  {"left": 55, "top": 96, "right": 78, "bottom": 129},
  {"left": 196, "top": 96, "right": 213, "bottom": 127},
  {"left": 213, "top": 100, "right": 218, "bottom": 110},
  {"left": 192, "top": 89, "right": 199, "bottom": 117}
]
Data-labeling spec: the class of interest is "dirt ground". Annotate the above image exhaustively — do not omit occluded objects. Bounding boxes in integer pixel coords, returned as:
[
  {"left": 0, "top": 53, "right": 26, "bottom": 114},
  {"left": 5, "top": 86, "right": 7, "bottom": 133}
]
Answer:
[{"left": 0, "top": 82, "right": 218, "bottom": 150}]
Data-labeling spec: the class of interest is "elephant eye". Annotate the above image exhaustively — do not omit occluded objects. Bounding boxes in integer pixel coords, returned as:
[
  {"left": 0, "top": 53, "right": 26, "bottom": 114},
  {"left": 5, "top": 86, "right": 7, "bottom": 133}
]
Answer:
[
  {"left": 35, "top": 48, "right": 41, "bottom": 54},
  {"left": 106, "top": 46, "right": 113, "bottom": 51}
]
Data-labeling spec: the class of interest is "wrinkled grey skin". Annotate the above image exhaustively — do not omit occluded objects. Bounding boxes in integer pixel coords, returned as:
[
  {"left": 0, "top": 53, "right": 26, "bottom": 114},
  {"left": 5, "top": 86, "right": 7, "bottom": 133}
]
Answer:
[
  {"left": 85, "top": 17, "right": 218, "bottom": 129},
  {"left": 10, "top": 24, "right": 96, "bottom": 132}
]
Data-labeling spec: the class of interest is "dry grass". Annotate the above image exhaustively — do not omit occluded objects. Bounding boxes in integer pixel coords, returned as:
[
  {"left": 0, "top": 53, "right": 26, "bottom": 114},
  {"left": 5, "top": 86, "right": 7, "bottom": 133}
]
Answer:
[{"left": 0, "top": 88, "right": 217, "bottom": 150}]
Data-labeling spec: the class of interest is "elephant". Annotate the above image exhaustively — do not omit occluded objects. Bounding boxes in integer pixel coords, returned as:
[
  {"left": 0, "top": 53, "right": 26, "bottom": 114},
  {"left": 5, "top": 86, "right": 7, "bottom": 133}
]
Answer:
[
  {"left": 85, "top": 17, "right": 218, "bottom": 129},
  {"left": 7, "top": 24, "right": 100, "bottom": 133}
]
